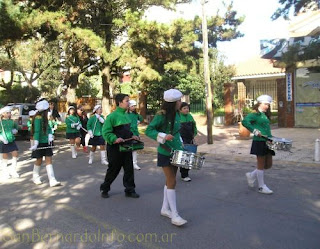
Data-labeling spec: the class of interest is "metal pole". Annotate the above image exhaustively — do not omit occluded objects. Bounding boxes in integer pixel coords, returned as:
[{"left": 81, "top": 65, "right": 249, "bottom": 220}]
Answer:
[{"left": 201, "top": 0, "right": 213, "bottom": 144}]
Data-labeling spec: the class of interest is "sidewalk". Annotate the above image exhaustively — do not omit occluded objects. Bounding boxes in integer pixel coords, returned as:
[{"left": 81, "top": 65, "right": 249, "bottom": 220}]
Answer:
[{"left": 140, "top": 124, "right": 320, "bottom": 166}]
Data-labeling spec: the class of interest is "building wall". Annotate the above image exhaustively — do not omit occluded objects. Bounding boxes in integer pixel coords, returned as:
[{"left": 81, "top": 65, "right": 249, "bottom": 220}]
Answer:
[{"left": 277, "top": 75, "right": 295, "bottom": 127}]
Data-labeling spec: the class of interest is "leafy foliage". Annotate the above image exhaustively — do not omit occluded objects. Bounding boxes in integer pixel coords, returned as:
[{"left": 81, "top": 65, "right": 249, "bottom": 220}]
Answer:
[{"left": 272, "top": 0, "right": 319, "bottom": 20}]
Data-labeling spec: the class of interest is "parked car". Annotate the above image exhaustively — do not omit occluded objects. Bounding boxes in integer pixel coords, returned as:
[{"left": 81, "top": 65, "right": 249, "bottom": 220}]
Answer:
[{"left": 5, "top": 103, "right": 36, "bottom": 136}]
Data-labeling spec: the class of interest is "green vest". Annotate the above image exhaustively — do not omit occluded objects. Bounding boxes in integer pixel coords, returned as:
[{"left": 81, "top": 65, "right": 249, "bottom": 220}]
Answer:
[
  {"left": 126, "top": 112, "right": 143, "bottom": 136},
  {"left": 49, "top": 120, "right": 58, "bottom": 134},
  {"left": 27, "top": 119, "right": 32, "bottom": 132},
  {"left": 33, "top": 116, "right": 52, "bottom": 143},
  {"left": 65, "top": 115, "right": 80, "bottom": 133},
  {"left": 145, "top": 111, "right": 183, "bottom": 156},
  {"left": 102, "top": 107, "right": 132, "bottom": 145},
  {"left": 0, "top": 119, "right": 18, "bottom": 143},
  {"left": 87, "top": 115, "right": 105, "bottom": 136},
  {"left": 242, "top": 111, "right": 272, "bottom": 141}
]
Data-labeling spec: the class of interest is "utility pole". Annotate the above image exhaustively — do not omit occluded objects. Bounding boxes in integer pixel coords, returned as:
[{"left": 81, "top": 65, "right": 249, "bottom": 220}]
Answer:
[{"left": 201, "top": 0, "right": 213, "bottom": 144}]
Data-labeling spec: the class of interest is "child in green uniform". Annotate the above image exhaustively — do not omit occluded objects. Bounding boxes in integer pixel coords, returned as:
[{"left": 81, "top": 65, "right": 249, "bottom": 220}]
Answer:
[
  {"left": 87, "top": 105, "right": 108, "bottom": 165},
  {"left": 100, "top": 94, "right": 140, "bottom": 199},
  {"left": 242, "top": 95, "right": 274, "bottom": 195},
  {"left": 28, "top": 110, "right": 37, "bottom": 148},
  {"left": 65, "top": 106, "right": 81, "bottom": 159},
  {"left": 0, "top": 106, "right": 20, "bottom": 178},
  {"left": 145, "top": 89, "right": 187, "bottom": 226},
  {"left": 29, "top": 100, "right": 61, "bottom": 187},
  {"left": 179, "top": 102, "right": 198, "bottom": 182},
  {"left": 48, "top": 113, "right": 58, "bottom": 145},
  {"left": 126, "top": 100, "right": 143, "bottom": 170}
]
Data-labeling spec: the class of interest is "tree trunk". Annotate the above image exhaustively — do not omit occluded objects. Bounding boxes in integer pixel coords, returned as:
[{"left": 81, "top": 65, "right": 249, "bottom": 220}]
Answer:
[
  {"left": 66, "top": 87, "right": 77, "bottom": 104},
  {"left": 101, "top": 65, "right": 113, "bottom": 115},
  {"left": 65, "top": 68, "right": 80, "bottom": 104},
  {"left": 139, "top": 90, "right": 147, "bottom": 120}
]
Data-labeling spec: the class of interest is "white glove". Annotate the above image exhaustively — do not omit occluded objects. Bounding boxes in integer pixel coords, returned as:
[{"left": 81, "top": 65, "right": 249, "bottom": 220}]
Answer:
[
  {"left": 157, "top": 132, "right": 166, "bottom": 144},
  {"left": 48, "top": 134, "right": 54, "bottom": 142},
  {"left": 12, "top": 129, "right": 18, "bottom": 135},
  {"left": 253, "top": 129, "right": 261, "bottom": 136},
  {"left": 71, "top": 123, "right": 76, "bottom": 128},
  {"left": 29, "top": 140, "right": 39, "bottom": 151},
  {"left": 0, "top": 135, "right": 8, "bottom": 144},
  {"left": 88, "top": 130, "right": 94, "bottom": 138},
  {"left": 95, "top": 114, "right": 100, "bottom": 118},
  {"left": 76, "top": 123, "right": 82, "bottom": 130},
  {"left": 98, "top": 117, "right": 104, "bottom": 123}
]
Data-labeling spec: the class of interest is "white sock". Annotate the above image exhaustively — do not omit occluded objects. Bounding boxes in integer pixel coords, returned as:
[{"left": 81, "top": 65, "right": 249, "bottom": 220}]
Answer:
[
  {"left": 256, "top": 170, "right": 265, "bottom": 188},
  {"left": 250, "top": 169, "right": 257, "bottom": 178},
  {"left": 132, "top": 151, "right": 138, "bottom": 165},
  {"left": 161, "top": 185, "right": 170, "bottom": 211},
  {"left": 12, "top": 157, "right": 18, "bottom": 166},
  {"left": 166, "top": 189, "right": 178, "bottom": 217}
]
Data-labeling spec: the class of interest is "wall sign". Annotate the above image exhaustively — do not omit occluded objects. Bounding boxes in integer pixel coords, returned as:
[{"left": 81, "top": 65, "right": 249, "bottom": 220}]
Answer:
[{"left": 286, "top": 73, "right": 293, "bottom": 101}]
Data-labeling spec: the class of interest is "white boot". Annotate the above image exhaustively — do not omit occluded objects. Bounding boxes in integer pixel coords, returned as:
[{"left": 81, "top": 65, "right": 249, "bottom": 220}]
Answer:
[
  {"left": 132, "top": 151, "right": 141, "bottom": 170},
  {"left": 1, "top": 159, "right": 10, "bottom": 179},
  {"left": 166, "top": 189, "right": 187, "bottom": 226},
  {"left": 70, "top": 145, "right": 77, "bottom": 159},
  {"left": 46, "top": 164, "right": 61, "bottom": 187},
  {"left": 161, "top": 185, "right": 171, "bottom": 218},
  {"left": 9, "top": 157, "right": 20, "bottom": 178},
  {"left": 89, "top": 151, "right": 94, "bottom": 164},
  {"left": 33, "top": 164, "right": 42, "bottom": 185},
  {"left": 100, "top": 151, "right": 108, "bottom": 165}
]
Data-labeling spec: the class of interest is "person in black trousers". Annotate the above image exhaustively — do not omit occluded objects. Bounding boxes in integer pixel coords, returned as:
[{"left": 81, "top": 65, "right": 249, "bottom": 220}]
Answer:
[
  {"left": 77, "top": 105, "right": 89, "bottom": 153},
  {"left": 100, "top": 94, "right": 140, "bottom": 198}
]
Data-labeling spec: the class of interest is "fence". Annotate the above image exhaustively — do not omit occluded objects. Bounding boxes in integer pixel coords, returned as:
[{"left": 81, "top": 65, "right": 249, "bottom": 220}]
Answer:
[{"left": 190, "top": 99, "right": 205, "bottom": 114}]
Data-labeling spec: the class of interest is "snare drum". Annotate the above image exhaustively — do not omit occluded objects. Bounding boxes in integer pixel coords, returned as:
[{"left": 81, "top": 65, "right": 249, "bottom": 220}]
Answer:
[
  {"left": 266, "top": 137, "right": 292, "bottom": 151},
  {"left": 171, "top": 150, "right": 205, "bottom": 170}
]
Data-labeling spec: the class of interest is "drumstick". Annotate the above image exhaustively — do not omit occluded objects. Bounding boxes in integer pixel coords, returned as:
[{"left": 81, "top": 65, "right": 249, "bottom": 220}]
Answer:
[
  {"left": 31, "top": 144, "right": 71, "bottom": 151},
  {"left": 260, "top": 135, "right": 273, "bottom": 141}
]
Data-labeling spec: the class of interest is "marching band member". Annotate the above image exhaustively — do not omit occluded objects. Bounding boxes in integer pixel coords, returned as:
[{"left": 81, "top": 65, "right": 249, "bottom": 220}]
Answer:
[
  {"left": 179, "top": 102, "right": 197, "bottom": 182},
  {"left": 145, "top": 89, "right": 187, "bottom": 226},
  {"left": 0, "top": 106, "right": 20, "bottom": 178},
  {"left": 30, "top": 99, "right": 61, "bottom": 187},
  {"left": 28, "top": 110, "right": 37, "bottom": 148},
  {"left": 87, "top": 105, "right": 108, "bottom": 165},
  {"left": 242, "top": 95, "right": 274, "bottom": 194},
  {"left": 126, "top": 100, "right": 143, "bottom": 170},
  {"left": 48, "top": 112, "right": 58, "bottom": 143},
  {"left": 77, "top": 105, "right": 89, "bottom": 153},
  {"left": 100, "top": 94, "right": 139, "bottom": 199},
  {"left": 65, "top": 106, "right": 81, "bottom": 159}
]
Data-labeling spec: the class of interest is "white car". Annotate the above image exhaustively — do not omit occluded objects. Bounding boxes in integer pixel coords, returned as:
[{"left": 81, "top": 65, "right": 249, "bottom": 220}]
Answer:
[{"left": 6, "top": 103, "right": 36, "bottom": 136}]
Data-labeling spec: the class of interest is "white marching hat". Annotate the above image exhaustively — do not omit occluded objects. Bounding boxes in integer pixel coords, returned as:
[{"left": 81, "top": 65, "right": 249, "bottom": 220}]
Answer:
[
  {"left": 0, "top": 106, "right": 12, "bottom": 114},
  {"left": 36, "top": 100, "right": 49, "bottom": 112},
  {"left": 29, "top": 110, "right": 37, "bottom": 116},
  {"left": 129, "top": 100, "right": 137, "bottom": 107},
  {"left": 68, "top": 106, "right": 75, "bottom": 112},
  {"left": 93, "top": 105, "right": 101, "bottom": 113},
  {"left": 164, "top": 89, "right": 183, "bottom": 102},
  {"left": 257, "top": 95, "right": 272, "bottom": 104}
]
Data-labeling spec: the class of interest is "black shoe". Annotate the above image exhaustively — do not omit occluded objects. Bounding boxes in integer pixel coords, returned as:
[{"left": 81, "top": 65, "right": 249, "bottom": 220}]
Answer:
[
  {"left": 101, "top": 191, "right": 109, "bottom": 198},
  {"left": 125, "top": 192, "right": 140, "bottom": 198}
]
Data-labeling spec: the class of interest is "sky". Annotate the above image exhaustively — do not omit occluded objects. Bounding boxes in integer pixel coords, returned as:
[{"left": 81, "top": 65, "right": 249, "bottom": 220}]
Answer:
[{"left": 144, "top": 0, "right": 290, "bottom": 65}]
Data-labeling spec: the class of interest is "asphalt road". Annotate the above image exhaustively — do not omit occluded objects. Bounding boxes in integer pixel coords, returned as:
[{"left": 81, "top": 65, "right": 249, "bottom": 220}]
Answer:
[{"left": 1, "top": 138, "right": 320, "bottom": 249}]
